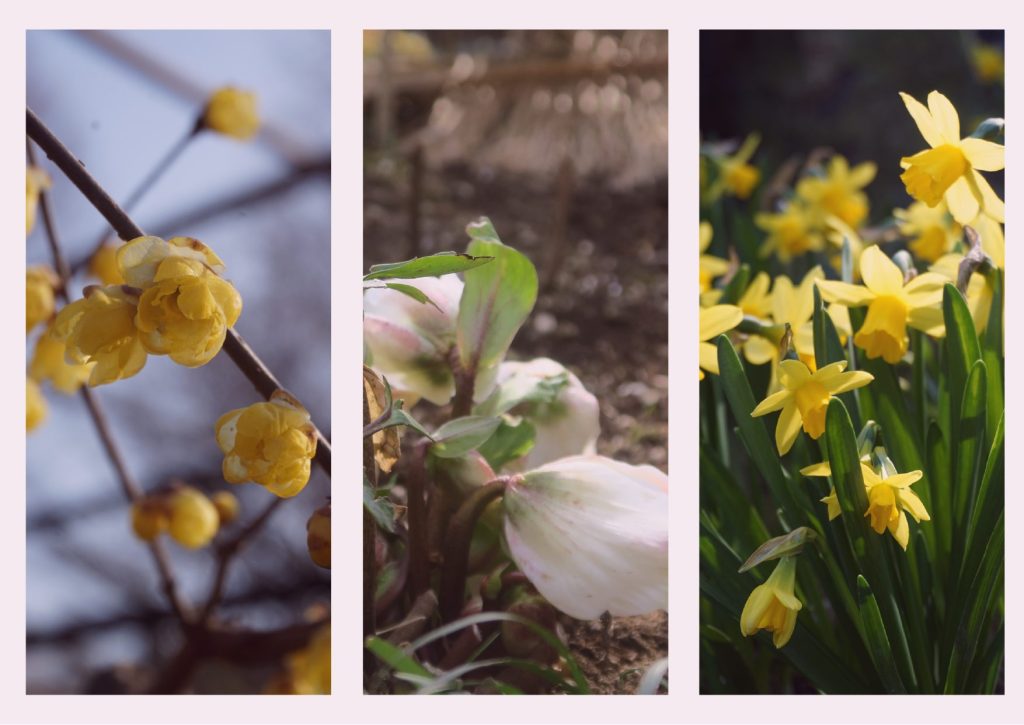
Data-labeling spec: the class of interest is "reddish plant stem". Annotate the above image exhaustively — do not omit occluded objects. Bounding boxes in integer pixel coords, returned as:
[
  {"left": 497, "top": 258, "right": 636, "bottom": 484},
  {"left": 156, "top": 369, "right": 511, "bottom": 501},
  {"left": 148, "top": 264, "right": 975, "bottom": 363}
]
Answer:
[
  {"left": 448, "top": 347, "right": 476, "bottom": 418},
  {"left": 26, "top": 107, "right": 331, "bottom": 477},
  {"left": 404, "top": 441, "right": 430, "bottom": 598},
  {"left": 363, "top": 391, "right": 378, "bottom": 643}
]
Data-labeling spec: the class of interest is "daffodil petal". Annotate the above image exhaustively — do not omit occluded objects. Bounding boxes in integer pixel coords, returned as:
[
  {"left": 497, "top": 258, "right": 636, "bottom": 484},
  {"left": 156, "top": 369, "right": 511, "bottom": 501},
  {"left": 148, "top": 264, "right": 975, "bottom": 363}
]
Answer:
[
  {"left": 859, "top": 246, "right": 904, "bottom": 296},
  {"left": 826, "top": 370, "right": 874, "bottom": 396},
  {"left": 970, "top": 169, "right": 1005, "bottom": 223},
  {"left": 801, "top": 461, "right": 832, "bottom": 477},
  {"left": 899, "top": 487, "right": 931, "bottom": 522},
  {"left": 700, "top": 305, "right": 744, "bottom": 341},
  {"left": 899, "top": 92, "right": 944, "bottom": 148},
  {"left": 907, "top": 306, "right": 945, "bottom": 337},
  {"left": 740, "top": 583, "right": 773, "bottom": 636},
  {"left": 816, "top": 279, "right": 875, "bottom": 307},
  {"left": 889, "top": 510, "right": 910, "bottom": 550},
  {"left": 903, "top": 272, "right": 948, "bottom": 308},
  {"left": 884, "top": 470, "right": 924, "bottom": 489},
  {"left": 778, "top": 359, "right": 812, "bottom": 389},
  {"left": 699, "top": 341, "right": 719, "bottom": 375},
  {"left": 959, "top": 138, "right": 1005, "bottom": 172},
  {"left": 927, "top": 90, "right": 960, "bottom": 143},
  {"left": 751, "top": 389, "right": 790, "bottom": 416},
  {"left": 945, "top": 175, "right": 980, "bottom": 225},
  {"left": 743, "top": 335, "right": 777, "bottom": 365},
  {"left": 776, "top": 403, "right": 802, "bottom": 455}
]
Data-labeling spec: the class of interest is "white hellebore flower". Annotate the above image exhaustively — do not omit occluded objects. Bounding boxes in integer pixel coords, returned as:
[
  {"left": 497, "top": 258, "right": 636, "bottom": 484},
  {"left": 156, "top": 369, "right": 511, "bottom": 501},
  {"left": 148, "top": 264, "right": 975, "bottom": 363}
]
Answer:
[
  {"left": 503, "top": 454, "right": 668, "bottom": 620},
  {"left": 496, "top": 358, "right": 600, "bottom": 470},
  {"left": 363, "top": 275, "right": 463, "bottom": 405}
]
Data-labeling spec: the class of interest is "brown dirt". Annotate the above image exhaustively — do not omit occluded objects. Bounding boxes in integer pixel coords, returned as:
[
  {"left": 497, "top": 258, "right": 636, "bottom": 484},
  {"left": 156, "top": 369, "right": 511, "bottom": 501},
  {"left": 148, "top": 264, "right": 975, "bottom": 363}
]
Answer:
[{"left": 561, "top": 611, "right": 668, "bottom": 694}]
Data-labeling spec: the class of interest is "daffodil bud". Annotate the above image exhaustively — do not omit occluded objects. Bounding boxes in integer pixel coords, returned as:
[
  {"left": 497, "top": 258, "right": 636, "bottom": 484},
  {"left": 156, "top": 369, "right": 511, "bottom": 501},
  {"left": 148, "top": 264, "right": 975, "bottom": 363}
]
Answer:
[
  {"left": 216, "top": 390, "right": 318, "bottom": 498},
  {"left": 89, "top": 241, "right": 124, "bottom": 286},
  {"left": 211, "top": 490, "right": 240, "bottom": 525},
  {"left": 740, "top": 556, "right": 802, "bottom": 648},
  {"left": 26, "top": 265, "right": 57, "bottom": 333},
  {"left": 131, "top": 497, "right": 169, "bottom": 541},
  {"left": 26, "top": 378, "right": 47, "bottom": 431},
  {"left": 53, "top": 285, "right": 147, "bottom": 386},
  {"left": 203, "top": 87, "right": 260, "bottom": 140},
  {"left": 502, "top": 455, "right": 668, "bottom": 620},
  {"left": 363, "top": 275, "right": 464, "bottom": 405},
  {"left": 26, "top": 166, "right": 51, "bottom": 235},
  {"left": 307, "top": 503, "right": 330, "bottom": 569},
  {"left": 29, "top": 324, "right": 93, "bottom": 394},
  {"left": 167, "top": 487, "right": 219, "bottom": 549},
  {"left": 494, "top": 358, "right": 600, "bottom": 470}
]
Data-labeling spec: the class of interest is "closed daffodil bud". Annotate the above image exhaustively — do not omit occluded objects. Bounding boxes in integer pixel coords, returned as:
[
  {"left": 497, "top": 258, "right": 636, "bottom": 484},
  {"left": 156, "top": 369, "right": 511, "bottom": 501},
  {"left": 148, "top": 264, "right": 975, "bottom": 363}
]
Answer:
[
  {"left": 29, "top": 324, "right": 94, "bottom": 394},
  {"left": 363, "top": 275, "right": 463, "bottom": 405},
  {"left": 26, "top": 265, "right": 58, "bottom": 333},
  {"left": 203, "top": 87, "right": 260, "bottom": 140},
  {"left": 53, "top": 286, "right": 147, "bottom": 386},
  {"left": 26, "top": 166, "right": 51, "bottom": 235},
  {"left": 26, "top": 378, "right": 47, "bottom": 431},
  {"left": 167, "top": 487, "right": 219, "bottom": 549},
  {"left": 740, "top": 556, "right": 802, "bottom": 649},
  {"left": 216, "top": 390, "right": 317, "bottom": 498},
  {"left": 211, "top": 490, "right": 240, "bottom": 525},
  {"left": 494, "top": 358, "right": 600, "bottom": 470},
  {"left": 502, "top": 455, "right": 668, "bottom": 620},
  {"left": 89, "top": 241, "right": 124, "bottom": 286},
  {"left": 131, "top": 497, "right": 169, "bottom": 541},
  {"left": 306, "top": 503, "right": 330, "bottom": 569}
]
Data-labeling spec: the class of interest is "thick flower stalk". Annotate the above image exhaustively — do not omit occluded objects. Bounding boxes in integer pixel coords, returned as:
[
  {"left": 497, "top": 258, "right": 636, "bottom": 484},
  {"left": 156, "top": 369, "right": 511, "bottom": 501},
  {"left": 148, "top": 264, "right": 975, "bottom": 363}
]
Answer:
[
  {"left": 796, "top": 155, "right": 876, "bottom": 228},
  {"left": 751, "top": 359, "right": 873, "bottom": 455},
  {"left": 740, "top": 556, "right": 801, "bottom": 648},
  {"left": 816, "top": 246, "right": 948, "bottom": 363},
  {"left": 53, "top": 285, "right": 148, "bottom": 386},
  {"left": 203, "top": 86, "right": 260, "bottom": 140},
  {"left": 898, "top": 90, "right": 1004, "bottom": 225},
  {"left": 363, "top": 274, "right": 464, "bottom": 405},
  {"left": 216, "top": 390, "right": 318, "bottom": 498},
  {"left": 502, "top": 455, "right": 668, "bottom": 620},
  {"left": 26, "top": 265, "right": 57, "bottom": 333},
  {"left": 699, "top": 304, "right": 743, "bottom": 379},
  {"left": 29, "top": 324, "right": 93, "bottom": 393}
]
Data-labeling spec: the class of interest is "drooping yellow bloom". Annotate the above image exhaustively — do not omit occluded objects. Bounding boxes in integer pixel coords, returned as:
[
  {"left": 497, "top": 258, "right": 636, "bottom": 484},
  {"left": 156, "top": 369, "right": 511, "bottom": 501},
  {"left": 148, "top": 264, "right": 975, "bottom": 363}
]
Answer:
[
  {"left": 797, "top": 155, "right": 876, "bottom": 228},
  {"left": 817, "top": 246, "right": 948, "bottom": 364},
  {"left": 168, "top": 487, "right": 220, "bottom": 549},
  {"left": 26, "top": 166, "right": 51, "bottom": 235},
  {"left": 53, "top": 286, "right": 147, "bottom": 386},
  {"left": 29, "top": 324, "right": 94, "bottom": 394},
  {"left": 898, "top": 91, "right": 1004, "bottom": 225},
  {"left": 893, "top": 200, "right": 961, "bottom": 264},
  {"left": 751, "top": 360, "right": 873, "bottom": 455},
  {"left": 755, "top": 202, "right": 825, "bottom": 262},
  {"left": 970, "top": 44, "right": 1004, "bottom": 84},
  {"left": 89, "top": 241, "right": 124, "bottom": 286},
  {"left": 116, "top": 235, "right": 226, "bottom": 288},
  {"left": 699, "top": 305, "right": 743, "bottom": 380},
  {"left": 862, "top": 466, "right": 930, "bottom": 551},
  {"left": 740, "top": 556, "right": 801, "bottom": 648},
  {"left": 216, "top": 391, "right": 318, "bottom": 498},
  {"left": 203, "top": 87, "right": 260, "bottom": 140},
  {"left": 699, "top": 222, "right": 729, "bottom": 294},
  {"left": 26, "top": 265, "right": 57, "bottom": 333},
  {"left": 26, "top": 378, "right": 47, "bottom": 431}
]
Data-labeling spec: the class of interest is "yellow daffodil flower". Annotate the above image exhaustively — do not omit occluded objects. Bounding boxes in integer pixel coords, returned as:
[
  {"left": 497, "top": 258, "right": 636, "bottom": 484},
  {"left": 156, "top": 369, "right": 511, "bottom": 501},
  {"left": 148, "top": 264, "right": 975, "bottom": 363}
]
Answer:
[
  {"left": 26, "top": 378, "right": 47, "bottom": 431},
  {"left": 740, "top": 556, "right": 801, "bottom": 648},
  {"left": 216, "top": 390, "right": 318, "bottom": 498},
  {"left": 894, "top": 200, "right": 961, "bottom": 263},
  {"left": 816, "top": 246, "right": 947, "bottom": 364},
  {"left": 970, "top": 44, "right": 1004, "bottom": 84},
  {"left": 26, "top": 265, "right": 57, "bottom": 333},
  {"left": 699, "top": 222, "right": 729, "bottom": 293},
  {"left": 755, "top": 202, "right": 825, "bottom": 262},
  {"left": 717, "top": 133, "right": 762, "bottom": 200},
  {"left": 898, "top": 90, "right": 1004, "bottom": 225},
  {"left": 969, "top": 212, "right": 1005, "bottom": 268},
  {"left": 89, "top": 241, "right": 124, "bottom": 285},
  {"left": 797, "top": 155, "right": 876, "bottom": 228},
  {"left": 930, "top": 251, "right": 995, "bottom": 334},
  {"left": 862, "top": 466, "right": 930, "bottom": 550},
  {"left": 800, "top": 457, "right": 873, "bottom": 521},
  {"left": 29, "top": 324, "right": 94, "bottom": 394},
  {"left": 53, "top": 286, "right": 148, "bottom": 386},
  {"left": 751, "top": 359, "right": 873, "bottom": 455},
  {"left": 771, "top": 267, "right": 824, "bottom": 370},
  {"left": 203, "top": 87, "right": 260, "bottom": 140},
  {"left": 699, "top": 304, "right": 743, "bottom": 380},
  {"left": 26, "top": 166, "right": 51, "bottom": 235},
  {"left": 167, "top": 487, "right": 220, "bottom": 549}
]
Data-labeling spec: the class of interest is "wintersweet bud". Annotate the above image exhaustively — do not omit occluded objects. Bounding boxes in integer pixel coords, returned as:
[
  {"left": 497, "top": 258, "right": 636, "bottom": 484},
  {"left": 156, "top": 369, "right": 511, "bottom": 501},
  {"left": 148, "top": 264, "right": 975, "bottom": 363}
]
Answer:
[
  {"left": 307, "top": 503, "right": 330, "bottom": 569},
  {"left": 167, "top": 487, "right": 219, "bottom": 549},
  {"left": 699, "top": 305, "right": 743, "bottom": 379},
  {"left": 751, "top": 360, "right": 873, "bottom": 455},
  {"left": 796, "top": 155, "right": 876, "bottom": 229},
  {"left": 203, "top": 87, "right": 260, "bottom": 140},
  {"left": 131, "top": 497, "right": 169, "bottom": 541},
  {"left": 740, "top": 556, "right": 801, "bottom": 648},
  {"left": 894, "top": 200, "right": 961, "bottom": 264},
  {"left": 26, "top": 265, "right": 57, "bottom": 333},
  {"left": 26, "top": 378, "right": 46, "bottom": 431},
  {"left": 898, "top": 91, "right": 1004, "bottom": 225},
  {"left": 699, "top": 222, "right": 729, "bottom": 294},
  {"left": 89, "top": 241, "right": 124, "bottom": 286},
  {"left": 29, "top": 324, "right": 93, "bottom": 394},
  {"left": 53, "top": 286, "right": 147, "bottom": 386},
  {"left": 363, "top": 275, "right": 464, "bottom": 405},
  {"left": 211, "top": 491, "right": 240, "bottom": 525},
  {"left": 215, "top": 390, "right": 318, "bottom": 498},
  {"left": 817, "top": 246, "right": 948, "bottom": 364},
  {"left": 502, "top": 455, "right": 668, "bottom": 620},
  {"left": 26, "top": 166, "right": 51, "bottom": 235},
  {"left": 495, "top": 358, "right": 600, "bottom": 470}
]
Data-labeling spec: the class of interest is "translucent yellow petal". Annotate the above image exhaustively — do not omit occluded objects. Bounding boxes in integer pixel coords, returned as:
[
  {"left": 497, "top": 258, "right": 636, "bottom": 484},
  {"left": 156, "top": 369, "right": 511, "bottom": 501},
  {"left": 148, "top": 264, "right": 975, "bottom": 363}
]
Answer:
[
  {"left": 859, "top": 246, "right": 904, "bottom": 296},
  {"left": 698, "top": 341, "right": 719, "bottom": 375},
  {"left": 899, "top": 92, "right": 944, "bottom": 148},
  {"left": 945, "top": 175, "right": 980, "bottom": 225},
  {"left": 740, "top": 583, "right": 773, "bottom": 637},
  {"left": 899, "top": 487, "right": 931, "bottom": 522},
  {"left": 970, "top": 170, "right": 1004, "bottom": 223},
  {"left": 751, "top": 389, "right": 791, "bottom": 417},
  {"left": 776, "top": 403, "right": 802, "bottom": 455},
  {"left": 848, "top": 161, "right": 877, "bottom": 188},
  {"left": 883, "top": 470, "right": 923, "bottom": 489},
  {"left": 815, "top": 279, "right": 875, "bottom": 307},
  {"left": 889, "top": 510, "right": 910, "bottom": 550},
  {"left": 774, "top": 607, "right": 799, "bottom": 649},
  {"left": 927, "top": 90, "right": 960, "bottom": 143},
  {"left": 743, "top": 335, "right": 776, "bottom": 365},
  {"left": 778, "top": 359, "right": 812, "bottom": 390},
  {"left": 699, "top": 305, "right": 743, "bottom": 341},
  {"left": 959, "top": 138, "right": 1005, "bottom": 172},
  {"left": 825, "top": 370, "right": 874, "bottom": 396},
  {"left": 801, "top": 461, "right": 832, "bottom": 477},
  {"left": 903, "top": 272, "right": 948, "bottom": 309},
  {"left": 907, "top": 305, "right": 945, "bottom": 337}
]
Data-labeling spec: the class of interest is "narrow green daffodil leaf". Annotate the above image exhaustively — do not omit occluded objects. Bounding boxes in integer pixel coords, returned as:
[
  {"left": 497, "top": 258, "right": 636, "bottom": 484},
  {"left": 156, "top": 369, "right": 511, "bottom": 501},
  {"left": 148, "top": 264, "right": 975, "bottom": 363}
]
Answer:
[{"left": 856, "top": 575, "right": 906, "bottom": 693}]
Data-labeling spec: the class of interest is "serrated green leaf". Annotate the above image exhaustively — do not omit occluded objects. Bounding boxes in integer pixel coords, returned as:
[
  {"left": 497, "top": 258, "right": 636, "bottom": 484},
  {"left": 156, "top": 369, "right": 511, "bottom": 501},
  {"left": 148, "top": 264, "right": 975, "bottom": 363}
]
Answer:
[{"left": 364, "top": 251, "right": 494, "bottom": 281}]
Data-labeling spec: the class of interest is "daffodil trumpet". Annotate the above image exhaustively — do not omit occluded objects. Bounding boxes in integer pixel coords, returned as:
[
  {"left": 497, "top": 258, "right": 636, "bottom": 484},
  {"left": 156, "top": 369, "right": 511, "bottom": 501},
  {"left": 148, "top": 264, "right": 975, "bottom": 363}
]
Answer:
[{"left": 740, "top": 556, "right": 802, "bottom": 648}]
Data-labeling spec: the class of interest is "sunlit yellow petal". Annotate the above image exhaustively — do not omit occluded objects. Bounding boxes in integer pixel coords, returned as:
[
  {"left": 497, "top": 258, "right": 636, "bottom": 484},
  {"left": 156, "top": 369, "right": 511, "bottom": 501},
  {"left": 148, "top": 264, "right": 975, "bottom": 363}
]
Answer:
[
  {"left": 816, "top": 279, "right": 875, "bottom": 307},
  {"left": 899, "top": 92, "right": 944, "bottom": 148},
  {"left": 859, "top": 246, "right": 904, "bottom": 296},
  {"left": 699, "top": 305, "right": 743, "bottom": 341},
  {"left": 945, "top": 175, "right": 980, "bottom": 225},
  {"left": 959, "top": 138, "right": 1005, "bottom": 172},
  {"left": 927, "top": 90, "right": 960, "bottom": 143}
]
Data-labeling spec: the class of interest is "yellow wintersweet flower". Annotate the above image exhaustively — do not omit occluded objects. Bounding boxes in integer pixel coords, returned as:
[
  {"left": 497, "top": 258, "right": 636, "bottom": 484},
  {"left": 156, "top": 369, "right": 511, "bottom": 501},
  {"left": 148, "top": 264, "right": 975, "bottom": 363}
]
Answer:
[
  {"left": 89, "top": 241, "right": 124, "bottom": 285},
  {"left": 699, "top": 305, "right": 743, "bottom": 380},
  {"left": 203, "top": 87, "right": 260, "bottom": 140},
  {"left": 116, "top": 235, "right": 226, "bottom": 287},
  {"left": 863, "top": 465, "right": 930, "bottom": 551},
  {"left": 755, "top": 202, "right": 825, "bottom": 262},
  {"left": 699, "top": 222, "right": 729, "bottom": 294},
  {"left": 751, "top": 359, "right": 873, "bottom": 455},
  {"left": 26, "top": 265, "right": 57, "bottom": 333},
  {"left": 53, "top": 286, "right": 147, "bottom": 386},
  {"left": 26, "top": 166, "right": 51, "bottom": 235},
  {"left": 307, "top": 503, "right": 330, "bottom": 568},
  {"left": 131, "top": 497, "right": 169, "bottom": 541},
  {"left": 797, "top": 155, "right": 876, "bottom": 229},
  {"left": 898, "top": 91, "right": 1004, "bottom": 225},
  {"left": 893, "top": 200, "right": 961, "bottom": 264},
  {"left": 740, "top": 556, "right": 801, "bottom": 649},
  {"left": 26, "top": 378, "right": 47, "bottom": 431},
  {"left": 817, "top": 246, "right": 948, "bottom": 364},
  {"left": 286, "top": 623, "right": 331, "bottom": 694},
  {"left": 212, "top": 490, "right": 240, "bottom": 525},
  {"left": 29, "top": 324, "right": 94, "bottom": 394},
  {"left": 216, "top": 391, "right": 318, "bottom": 498},
  {"left": 167, "top": 487, "right": 219, "bottom": 549}
]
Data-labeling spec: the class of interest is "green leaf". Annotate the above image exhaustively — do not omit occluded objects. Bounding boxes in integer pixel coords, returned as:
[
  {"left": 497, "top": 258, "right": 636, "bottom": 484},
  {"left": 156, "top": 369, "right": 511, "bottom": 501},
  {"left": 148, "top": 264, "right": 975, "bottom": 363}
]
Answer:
[
  {"left": 473, "top": 370, "right": 569, "bottom": 418},
  {"left": 970, "top": 117, "right": 1004, "bottom": 140},
  {"left": 456, "top": 219, "right": 538, "bottom": 385},
  {"left": 430, "top": 415, "right": 502, "bottom": 458},
  {"left": 363, "top": 396, "right": 433, "bottom": 441},
  {"left": 364, "top": 473, "right": 397, "bottom": 534},
  {"left": 812, "top": 285, "right": 847, "bottom": 369},
  {"left": 365, "top": 636, "right": 432, "bottom": 678},
  {"left": 856, "top": 575, "right": 905, "bottom": 693},
  {"left": 738, "top": 527, "right": 817, "bottom": 573},
  {"left": 951, "top": 360, "right": 987, "bottom": 539},
  {"left": 943, "top": 283, "right": 981, "bottom": 451},
  {"left": 475, "top": 417, "right": 536, "bottom": 470},
  {"left": 364, "top": 251, "right": 494, "bottom": 281},
  {"left": 717, "top": 264, "right": 750, "bottom": 306}
]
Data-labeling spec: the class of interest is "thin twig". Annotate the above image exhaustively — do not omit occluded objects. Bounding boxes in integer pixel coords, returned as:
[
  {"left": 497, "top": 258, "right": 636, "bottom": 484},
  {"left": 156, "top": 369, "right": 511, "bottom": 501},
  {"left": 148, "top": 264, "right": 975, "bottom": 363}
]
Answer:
[
  {"left": 26, "top": 107, "right": 331, "bottom": 476},
  {"left": 27, "top": 139, "right": 189, "bottom": 623}
]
